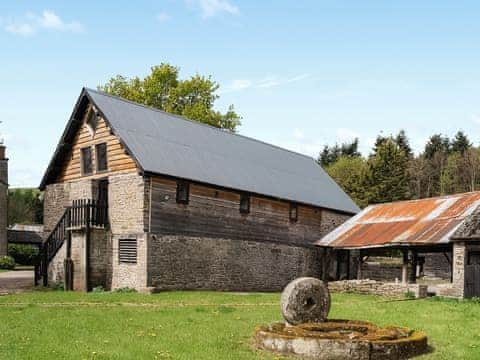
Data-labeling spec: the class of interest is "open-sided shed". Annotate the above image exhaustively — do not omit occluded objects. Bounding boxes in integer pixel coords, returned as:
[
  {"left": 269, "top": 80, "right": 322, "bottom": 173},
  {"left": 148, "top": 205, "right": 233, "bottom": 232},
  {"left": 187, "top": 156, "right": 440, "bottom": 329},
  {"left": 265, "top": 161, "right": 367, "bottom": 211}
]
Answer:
[{"left": 316, "top": 192, "right": 480, "bottom": 298}]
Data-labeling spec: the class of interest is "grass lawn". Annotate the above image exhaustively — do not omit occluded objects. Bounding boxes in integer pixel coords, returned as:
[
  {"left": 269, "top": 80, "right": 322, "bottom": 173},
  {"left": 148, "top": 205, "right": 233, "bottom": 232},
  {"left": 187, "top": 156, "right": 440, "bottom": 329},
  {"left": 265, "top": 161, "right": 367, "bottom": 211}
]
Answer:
[
  {"left": 0, "top": 291, "right": 479, "bottom": 359},
  {"left": 0, "top": 269, "right": 11, "bottom": 273}
]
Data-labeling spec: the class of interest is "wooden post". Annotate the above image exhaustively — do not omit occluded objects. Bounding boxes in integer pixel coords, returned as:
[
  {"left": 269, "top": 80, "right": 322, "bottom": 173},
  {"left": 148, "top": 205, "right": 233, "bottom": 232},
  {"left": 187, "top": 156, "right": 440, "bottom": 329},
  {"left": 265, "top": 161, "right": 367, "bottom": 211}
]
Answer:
[
  {"left": 409, "top": 250, "right": 418, "bottom": 284},
  {"left": 357, "top": 250, "right": 363, "bottom": 280},
  {"left": 42, "top": 245, "right": 48, "bottom": 287},
  {"left": 402, "top": 249, "right": 408, "bottom": 284}
]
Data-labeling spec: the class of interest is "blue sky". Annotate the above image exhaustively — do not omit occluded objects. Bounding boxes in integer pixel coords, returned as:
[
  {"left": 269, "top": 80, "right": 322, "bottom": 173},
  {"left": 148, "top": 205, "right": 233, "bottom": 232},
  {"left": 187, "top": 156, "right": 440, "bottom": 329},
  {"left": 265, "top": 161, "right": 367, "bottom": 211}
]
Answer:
[{"left": 1, "top": 1, "right": 480, "bottom": 187}]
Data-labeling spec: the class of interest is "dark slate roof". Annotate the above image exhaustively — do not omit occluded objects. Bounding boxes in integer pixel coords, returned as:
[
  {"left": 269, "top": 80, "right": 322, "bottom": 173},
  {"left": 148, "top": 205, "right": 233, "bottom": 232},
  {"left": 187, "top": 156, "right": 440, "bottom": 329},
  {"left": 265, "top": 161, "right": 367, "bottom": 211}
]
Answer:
[
  {"left": 41, "top": 88, "right": 360, "bottom": 214},
  {"left": 8, "top": 230, "right": 44, "bottom": 245}
]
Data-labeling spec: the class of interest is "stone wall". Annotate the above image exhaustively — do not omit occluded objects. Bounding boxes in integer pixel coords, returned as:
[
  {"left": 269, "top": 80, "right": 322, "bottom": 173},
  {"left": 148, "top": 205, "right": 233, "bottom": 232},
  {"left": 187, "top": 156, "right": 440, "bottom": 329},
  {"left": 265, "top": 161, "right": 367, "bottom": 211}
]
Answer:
[
  {"left": 47, "top": 242, "right": 66, "bottom": 284},
  {"left": 0, "top": 148, "right": 7, "bottom": 256},
  {"left": 422, "top": 252, "right": 451, "bottom": 280},
  {"left": 329, "top": 279, "right": 428, "bottom": 299},
  {"left": 89, "top": 229, "right": 111, "bottom": 290},
  {"left": 320, "top": 209, "right": 351, "bottom": 237},
  {"left": 109, "top": 173, "right": 146, "bottom": 234},
  {"left": 437, "top": 242, "right": 465, "bottom": 298},
  {"left": 111, "top": 233, "right": 148, "bottom": 290},
  {"left": 147, "top": 235, "right": 322, "bottom": 292},
  {"left": 43, "top": 179, "right": 95, "bottom": 233}
]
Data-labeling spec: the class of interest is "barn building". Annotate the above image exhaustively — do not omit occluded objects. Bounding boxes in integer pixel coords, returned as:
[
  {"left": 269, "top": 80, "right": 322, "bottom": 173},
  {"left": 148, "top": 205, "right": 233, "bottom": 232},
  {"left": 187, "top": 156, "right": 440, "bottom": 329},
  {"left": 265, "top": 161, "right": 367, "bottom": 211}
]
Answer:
[
  {"left": 38, "top": 88, "right": 359, "bottom": 292},
  {"left": 317, "top": 192, "right": 480, "bottom": 298}
]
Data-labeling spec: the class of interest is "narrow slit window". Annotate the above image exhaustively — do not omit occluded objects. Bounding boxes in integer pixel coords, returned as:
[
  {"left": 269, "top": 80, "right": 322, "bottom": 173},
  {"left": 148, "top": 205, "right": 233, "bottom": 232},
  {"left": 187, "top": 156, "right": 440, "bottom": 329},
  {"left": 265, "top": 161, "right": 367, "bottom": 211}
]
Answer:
[
  {"left": 96, "top": 143, "right": 108, "bottom": 172},
  {"left": 290, "top": 203, "right": 298, "bottom": 222},
  {"left": 119, "top": 239, "right": 137, "bottom": 264},
  {"left": 81, "top": 147, "right": 93, "bottom": 175},
  {"left": 176, "top": 181, "right": 189, "bottom": 204},
  {"left": 240, "top": 194, "right": 250, "bottom": 214}
]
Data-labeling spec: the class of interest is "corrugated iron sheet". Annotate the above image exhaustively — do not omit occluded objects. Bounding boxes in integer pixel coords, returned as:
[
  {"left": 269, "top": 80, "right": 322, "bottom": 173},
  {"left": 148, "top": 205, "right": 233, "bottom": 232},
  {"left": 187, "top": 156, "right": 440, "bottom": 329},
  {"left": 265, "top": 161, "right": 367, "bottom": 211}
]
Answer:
[{"left": 317, "top": 192, "right": 480, "bottom": 248}]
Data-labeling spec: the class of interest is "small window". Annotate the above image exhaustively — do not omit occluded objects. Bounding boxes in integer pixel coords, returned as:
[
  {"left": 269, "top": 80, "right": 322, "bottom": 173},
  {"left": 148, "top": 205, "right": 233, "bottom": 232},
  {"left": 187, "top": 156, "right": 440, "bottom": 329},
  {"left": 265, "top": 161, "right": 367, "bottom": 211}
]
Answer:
[
  {"left": 119, "top": 239, "right": 137, "bottom": 264},
  {"left": 95, "top": 143, "right": 108, "bottom": 172},
  {"left": 81, "top": 147, "right": 93, "bottom": 175},
  {"left": 240, "top": 194, "right": 250, "bottom": 214},
  {"left": 86, "top": 109, "right": 98, "bottom": 137},
  {"left": 289, "top": 203, "right": 298, "bottom": 222},
  {"left": 176, "top": 181, "right": 189, "bottom": 204}
]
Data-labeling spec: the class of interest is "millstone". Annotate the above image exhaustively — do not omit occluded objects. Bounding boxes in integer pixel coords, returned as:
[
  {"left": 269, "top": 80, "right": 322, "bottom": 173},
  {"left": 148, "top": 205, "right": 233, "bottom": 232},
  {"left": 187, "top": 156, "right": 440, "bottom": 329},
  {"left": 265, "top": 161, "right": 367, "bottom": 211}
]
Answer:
[{"left": 281, "top": 277, "right": 331, "bottom": 325}]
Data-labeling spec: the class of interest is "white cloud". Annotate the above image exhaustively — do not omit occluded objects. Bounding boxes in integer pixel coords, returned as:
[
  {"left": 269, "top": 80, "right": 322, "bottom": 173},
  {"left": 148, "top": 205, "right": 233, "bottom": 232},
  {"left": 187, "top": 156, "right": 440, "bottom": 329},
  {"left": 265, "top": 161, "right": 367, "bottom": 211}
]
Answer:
[
  {"left": 187, "top": 0, "right": 239, "bottom": 18},
  {"left": 157, "top": 12, "right": 171, "bottom": 23},
  {"left": 222, "top": 74, "right": 310, "bottom": 93},
  {"left": 3, "top": 10, "right": 84, "bottom": 36},
  {"left": 5, "top": 22, "right": 35, "bottom": 36},
  {"left": 285, "top": 74, "right": 310, "bottom": 83}
]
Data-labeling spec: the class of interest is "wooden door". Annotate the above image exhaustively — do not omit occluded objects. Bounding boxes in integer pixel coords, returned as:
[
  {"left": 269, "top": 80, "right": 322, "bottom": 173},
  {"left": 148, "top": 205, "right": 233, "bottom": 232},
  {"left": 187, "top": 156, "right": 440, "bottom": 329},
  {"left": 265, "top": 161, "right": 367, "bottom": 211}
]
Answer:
[{"left": 465, "top": 251, "right": 480, "bottom": 298}]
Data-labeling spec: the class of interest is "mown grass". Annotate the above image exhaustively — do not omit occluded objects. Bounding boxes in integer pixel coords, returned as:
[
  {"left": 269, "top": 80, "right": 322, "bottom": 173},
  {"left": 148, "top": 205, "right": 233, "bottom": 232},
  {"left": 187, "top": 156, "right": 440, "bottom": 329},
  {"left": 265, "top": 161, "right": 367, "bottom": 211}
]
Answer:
[{"left": 0, "top": 291, "right": 479, "bottom": 359}]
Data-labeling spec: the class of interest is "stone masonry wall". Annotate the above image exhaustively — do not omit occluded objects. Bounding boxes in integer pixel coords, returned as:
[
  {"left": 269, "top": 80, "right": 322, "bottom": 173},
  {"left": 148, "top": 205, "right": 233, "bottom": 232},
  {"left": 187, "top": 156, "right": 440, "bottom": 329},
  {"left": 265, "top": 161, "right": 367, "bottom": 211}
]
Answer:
[
  {"left": 109, "top": 173, "right": 146, "bottom": 234},
  {"left": 423, "top": 252, "right": 451, "bottom": 280},
  {"left": 320, "top": 209, "right": 351, "bottom": 237},
  {"left": 147, "top": 235, "right": 322, "bottom": 292},
  {"left": 47, "top": 241, "right": 66, "bottom": 284},
  {"left": 329, "top": 279, "right": 428, "bottom": 299},
  {"left": 437, "top": 242, "right": 465, "bottom": 298},
  {"left": 0, "top": 155, "right": 7, "bottom": 257},
  {"left": 89, "top": 229, "right": 111, "bottom": 290},
  {"left": 43, "top": 179, "right": 95, "bottom": 233},
  {"left": 111, "top": 233, "right": 148, "bottom": 290}
]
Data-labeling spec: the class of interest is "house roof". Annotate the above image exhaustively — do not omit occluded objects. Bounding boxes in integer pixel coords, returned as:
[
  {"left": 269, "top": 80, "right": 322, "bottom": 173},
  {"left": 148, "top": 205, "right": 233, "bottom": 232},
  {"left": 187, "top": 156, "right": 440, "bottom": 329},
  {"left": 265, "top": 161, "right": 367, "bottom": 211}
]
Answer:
[
  {"left": 316, "top": 191, "right": 480, "bottom": 249},
  {"left": 40, "top": 88, "right": 360, "bottom": 214}
]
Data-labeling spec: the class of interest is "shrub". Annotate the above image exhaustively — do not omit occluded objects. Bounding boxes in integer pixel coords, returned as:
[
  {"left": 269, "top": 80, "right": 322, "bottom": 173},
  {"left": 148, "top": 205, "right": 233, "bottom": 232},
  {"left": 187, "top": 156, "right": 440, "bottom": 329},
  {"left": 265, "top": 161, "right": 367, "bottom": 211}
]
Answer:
[
  {"left": 0, "top": 256, "right": 16, "bottom": 270},
  {"left": 404, "top": 291, "right": 416, "bottom": 300},
  {"left": 8, "top": 244, "right": 39, "bottom": 266},
  {"left": 92, "top": 286, "right": 106, "bottom": 293},
  {"left": 112, "top": 287, "right": 137, "bottom": 293}
]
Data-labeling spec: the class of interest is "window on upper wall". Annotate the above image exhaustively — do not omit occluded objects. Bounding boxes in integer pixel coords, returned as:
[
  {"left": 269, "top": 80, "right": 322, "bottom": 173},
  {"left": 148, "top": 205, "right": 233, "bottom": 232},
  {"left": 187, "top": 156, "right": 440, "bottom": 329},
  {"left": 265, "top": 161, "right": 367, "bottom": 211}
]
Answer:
[
  {"left": 95, "top": 143, "right": 108, "bottom": 172},
  {"left": 86, "top": 109, "right": 98, "bottom": 137},
  {"left": 81, "top": 147, "right": 93, "bottom": 175},
  {"left": 240, "top": 194, "right": 250, "bottom": 214},
  {"left": 176, "top": 181, "right": 190, "bottom": 204},
  {"left": 289, "top": 203, "right": 298, "bottom": 222}
]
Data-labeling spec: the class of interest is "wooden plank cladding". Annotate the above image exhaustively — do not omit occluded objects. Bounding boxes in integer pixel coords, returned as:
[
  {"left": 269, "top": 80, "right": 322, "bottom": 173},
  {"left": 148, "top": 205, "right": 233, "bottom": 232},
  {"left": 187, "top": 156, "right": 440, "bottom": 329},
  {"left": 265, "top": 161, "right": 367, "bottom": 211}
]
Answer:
[
  {"left": 56, "top": 109, "right": 137, "bottom": 183},
  {"left": 148, "top": 176, "right": 325, "bottom": 246}
]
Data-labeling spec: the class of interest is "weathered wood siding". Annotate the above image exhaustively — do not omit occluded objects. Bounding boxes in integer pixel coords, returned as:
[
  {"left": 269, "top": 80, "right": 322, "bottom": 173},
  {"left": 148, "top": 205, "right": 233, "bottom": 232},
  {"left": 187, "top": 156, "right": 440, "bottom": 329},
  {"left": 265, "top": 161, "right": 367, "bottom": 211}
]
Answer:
[
  {"left": 55, "top": 111, "right": 137, "bottom": 183},
  {"left": 148, "top": 176, "right": 347, "bottom": 246}
]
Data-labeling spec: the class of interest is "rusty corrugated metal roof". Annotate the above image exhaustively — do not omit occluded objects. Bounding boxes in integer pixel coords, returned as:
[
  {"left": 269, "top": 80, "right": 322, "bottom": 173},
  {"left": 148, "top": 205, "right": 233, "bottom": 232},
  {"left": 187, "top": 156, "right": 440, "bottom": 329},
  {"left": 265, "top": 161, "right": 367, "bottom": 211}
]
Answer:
[{"left": 316, "top": 191, "right": 480, "bottom": 249}]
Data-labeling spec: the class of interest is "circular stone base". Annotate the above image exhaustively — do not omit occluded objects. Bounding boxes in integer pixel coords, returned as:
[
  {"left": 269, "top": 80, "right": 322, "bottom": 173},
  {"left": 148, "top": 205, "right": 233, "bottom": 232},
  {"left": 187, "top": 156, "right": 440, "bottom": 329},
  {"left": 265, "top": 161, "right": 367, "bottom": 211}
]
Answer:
[{"left": 255, "top": 320, "right": 428, "bottom": 360}]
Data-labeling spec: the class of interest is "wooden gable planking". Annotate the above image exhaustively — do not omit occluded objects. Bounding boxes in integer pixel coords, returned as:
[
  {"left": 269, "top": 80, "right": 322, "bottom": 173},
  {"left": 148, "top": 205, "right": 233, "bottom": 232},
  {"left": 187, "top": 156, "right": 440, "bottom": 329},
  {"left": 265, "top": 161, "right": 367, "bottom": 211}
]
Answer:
[
  {"left": 55, "top": 107, "right": 138, "bottom": 183},
  {"left": 147, "top": 176, "right": 325, "bottom": 246}
]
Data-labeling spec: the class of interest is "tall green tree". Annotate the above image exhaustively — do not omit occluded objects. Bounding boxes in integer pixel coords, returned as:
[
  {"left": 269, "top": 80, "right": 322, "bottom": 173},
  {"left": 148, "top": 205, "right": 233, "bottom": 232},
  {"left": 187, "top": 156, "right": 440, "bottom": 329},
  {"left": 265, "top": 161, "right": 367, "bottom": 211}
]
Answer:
[
  {"left": 451, "top": 130, "right": 472, "bottom": 154},
  {"left": 366, "top": 139, "right": 410, "bottom": 203},
  {"left": 99, "top": 63, "right": 241, "bottom": 132},
  {"left": 8, "top": 188, "right": 43, "bottom": 225},
  {"left": 395, "top": 130, "right": 413, "bottom": 158},
  {"left": 318, "top": 138, "right": 360, "bottom": 167},
  {"left": 325, "top": 156, "right": 369, "bottom": 208}
]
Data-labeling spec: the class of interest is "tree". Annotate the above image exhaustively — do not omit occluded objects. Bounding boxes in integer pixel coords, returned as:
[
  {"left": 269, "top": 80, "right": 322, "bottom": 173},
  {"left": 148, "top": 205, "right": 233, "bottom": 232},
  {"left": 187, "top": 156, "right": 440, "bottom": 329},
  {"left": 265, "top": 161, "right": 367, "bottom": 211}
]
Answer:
[
  {"left": 325, "top": 156, "right": 369, "bottom": 208},
  {"left": 424, "top": 134, "right": 450, "bottom": 159},
  {"left": 451, "top": 130, "right": 471, "bottom": 154},
  {"left": 99, "top": 63, "right": 241, "bottom": 132},
  {"left": 366, "top": 139, "right": 410, "bottom": 203},
  {"left": 395, "top": 130, "right": 413, "bottom": 158},
  {"left": 318, "top": 139, "right": 360, "bottom": 168},
  {"left": 8, "top": 188, "right": 43, "bottom": 225}
]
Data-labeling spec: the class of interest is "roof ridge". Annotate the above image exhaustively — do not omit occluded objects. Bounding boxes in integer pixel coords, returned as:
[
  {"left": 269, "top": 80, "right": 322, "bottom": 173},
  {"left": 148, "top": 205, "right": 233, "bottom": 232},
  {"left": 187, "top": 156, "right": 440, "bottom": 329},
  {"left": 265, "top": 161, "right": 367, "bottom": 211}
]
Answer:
[
  {"left": 85, "top": 87, "right": 317, "bottom": 162},
  {"left": 369, "top": 190, "right": 480, "bottom": 207}
]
